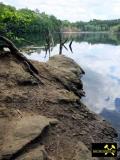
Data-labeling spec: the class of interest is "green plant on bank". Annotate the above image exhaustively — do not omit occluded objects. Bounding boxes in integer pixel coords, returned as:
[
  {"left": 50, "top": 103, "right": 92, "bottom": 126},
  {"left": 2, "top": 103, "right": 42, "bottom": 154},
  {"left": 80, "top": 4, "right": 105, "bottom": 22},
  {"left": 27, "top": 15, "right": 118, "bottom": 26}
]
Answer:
[
  {"left": 0, "top": 2, "right": 61, "bottom": 38},
  {"left": 0, "top": 2, "right": 120, "bottom": 43}
]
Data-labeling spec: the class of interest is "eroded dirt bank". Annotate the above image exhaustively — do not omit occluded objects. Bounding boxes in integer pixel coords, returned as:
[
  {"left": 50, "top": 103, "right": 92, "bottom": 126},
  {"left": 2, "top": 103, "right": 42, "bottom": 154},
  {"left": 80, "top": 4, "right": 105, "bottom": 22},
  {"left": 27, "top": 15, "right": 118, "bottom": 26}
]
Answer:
[{"left": 0, "top": 52, "right": 118, "bottom": 160}]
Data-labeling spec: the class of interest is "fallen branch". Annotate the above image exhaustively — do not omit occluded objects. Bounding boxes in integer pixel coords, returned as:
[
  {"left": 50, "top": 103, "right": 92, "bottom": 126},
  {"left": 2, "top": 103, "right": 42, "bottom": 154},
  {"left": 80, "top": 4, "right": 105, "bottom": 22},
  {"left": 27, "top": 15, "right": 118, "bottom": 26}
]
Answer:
[
  {"left": 69, "top": 39, "right": 73, "bottom": 53},
  {"left": 44, "top": 29, "right": 54, "bottom": 56},
  {"left": 58, "top": 32, "right": 68, "bottom": 54}
]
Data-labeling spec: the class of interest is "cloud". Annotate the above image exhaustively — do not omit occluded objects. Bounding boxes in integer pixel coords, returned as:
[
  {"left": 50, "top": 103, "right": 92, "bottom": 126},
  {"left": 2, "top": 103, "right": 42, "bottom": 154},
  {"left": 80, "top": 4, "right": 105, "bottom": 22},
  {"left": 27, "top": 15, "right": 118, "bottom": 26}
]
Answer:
[
  {"left": 26, "top": 40, "right": 120, "bottom": 114},
  {"left": 1, "top": 0, "right": 120, "bottom": 21},
  {"left": 81, "top": 67, "right": 120, "bottom": 113}
]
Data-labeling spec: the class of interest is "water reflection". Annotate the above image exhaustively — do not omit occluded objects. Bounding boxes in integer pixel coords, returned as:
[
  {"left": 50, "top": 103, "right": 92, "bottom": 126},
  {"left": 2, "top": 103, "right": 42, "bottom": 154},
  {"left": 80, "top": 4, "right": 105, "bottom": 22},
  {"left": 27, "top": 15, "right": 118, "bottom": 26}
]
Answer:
[
  {"left": 20, "top": 33, "right": 120, "bottom": 138},
  {"left": 115, "top": 98, "right": 120, "bottom": 112},
  {"left": 81, "top": 67, "right": 117, "bottom": 113},
  {"left": 22, "top": 34, "right": 120, "bottom": 114},
  {"left": 18, "top": 32, "right": 120, "bottom": 49},
  {"left": 100, "top": 105, "right": 120, "bottom": 141}
]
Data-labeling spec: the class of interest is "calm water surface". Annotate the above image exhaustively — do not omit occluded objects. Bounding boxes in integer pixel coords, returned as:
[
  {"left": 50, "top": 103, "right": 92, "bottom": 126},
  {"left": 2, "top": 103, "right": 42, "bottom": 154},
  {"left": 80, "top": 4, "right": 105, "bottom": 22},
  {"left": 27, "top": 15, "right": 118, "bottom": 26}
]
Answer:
[{"left": 21, "top": 33, "right": 120, "bottom": 139}]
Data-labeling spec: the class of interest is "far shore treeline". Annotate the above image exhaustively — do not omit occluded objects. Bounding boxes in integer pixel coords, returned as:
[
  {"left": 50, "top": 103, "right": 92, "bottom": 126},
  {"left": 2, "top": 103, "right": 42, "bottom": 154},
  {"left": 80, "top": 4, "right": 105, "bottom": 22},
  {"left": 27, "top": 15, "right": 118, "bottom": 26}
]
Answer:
[{"left": 0, "top": 2, "right": 120, "bottom": 40}]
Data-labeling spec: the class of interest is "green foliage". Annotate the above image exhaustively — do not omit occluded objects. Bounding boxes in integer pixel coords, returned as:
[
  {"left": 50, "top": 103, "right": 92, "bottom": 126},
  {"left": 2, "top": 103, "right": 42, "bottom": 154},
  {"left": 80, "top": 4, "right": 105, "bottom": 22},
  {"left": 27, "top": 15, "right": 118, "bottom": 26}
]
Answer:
[
  {"left": 0, "top": 2, "right": 61, "bottom": 38},
  {"left": 110, "top": 25, "right": 120, "bottom": 32},
  {"left": 0, "top": 2, "right": 120, "bottom": 40},
  {"left": 73, "top": 19, "right": 120, "bottom": 32}
]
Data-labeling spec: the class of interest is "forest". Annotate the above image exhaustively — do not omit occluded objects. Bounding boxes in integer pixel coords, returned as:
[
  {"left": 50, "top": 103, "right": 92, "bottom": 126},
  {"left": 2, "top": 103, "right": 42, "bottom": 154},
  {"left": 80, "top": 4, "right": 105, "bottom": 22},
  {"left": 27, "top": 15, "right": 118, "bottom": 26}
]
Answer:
[
  {"left": 0, "top": 3, "right": 61, "bottom": 38},
  {"left": 0, "top": 2, "right": 120, "bottom": 40},
  {"left": 73, "top": 19, "right": 120, "bottom": 32}
]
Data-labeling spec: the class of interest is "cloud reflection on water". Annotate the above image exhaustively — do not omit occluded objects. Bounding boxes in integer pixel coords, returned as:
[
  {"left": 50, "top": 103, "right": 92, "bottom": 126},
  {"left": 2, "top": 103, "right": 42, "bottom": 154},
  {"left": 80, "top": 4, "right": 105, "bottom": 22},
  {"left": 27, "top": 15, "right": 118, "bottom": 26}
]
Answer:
[
  {"left": 26, "top": 41, "right": 120, "bottom": 114},
  {"left": 81, "top": 67, "right": 120, "bottom": 113}
]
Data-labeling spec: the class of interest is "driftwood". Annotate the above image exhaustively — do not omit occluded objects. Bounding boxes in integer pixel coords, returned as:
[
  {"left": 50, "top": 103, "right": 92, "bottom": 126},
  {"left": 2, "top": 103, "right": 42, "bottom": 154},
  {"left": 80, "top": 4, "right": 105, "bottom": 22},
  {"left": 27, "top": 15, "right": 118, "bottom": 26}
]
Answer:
[
  {"left": 44, "top": 30, "right": 54, "bottom": 56},
  {"left": 69, "top": 39, "right": 73, "bottom": 53},
  {"left": 0, "top": 36, "right": 43, "bottom": 84},
  {"left": 58, "top": 32, "right": 68, "bottom": 55},
  {"left": 58, "top": 33, "right": 73, "bottom": 54}
]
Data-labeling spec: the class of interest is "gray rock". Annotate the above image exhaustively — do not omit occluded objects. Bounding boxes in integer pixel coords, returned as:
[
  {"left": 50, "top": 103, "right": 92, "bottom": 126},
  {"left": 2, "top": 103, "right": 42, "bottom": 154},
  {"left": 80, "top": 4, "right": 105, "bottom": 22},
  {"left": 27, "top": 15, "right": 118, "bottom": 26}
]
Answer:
[
  {"left": 0, "top": 115, "right": 58, "bottom": 159},
  {"left": 48, "top": 55, "right": 85, "bottom": 98},
  {"left": 72, "top": 141, "right": 98, "bottom": 160},
  {"left": 16, "top": 146, "right": 44, "bottom": 160}
]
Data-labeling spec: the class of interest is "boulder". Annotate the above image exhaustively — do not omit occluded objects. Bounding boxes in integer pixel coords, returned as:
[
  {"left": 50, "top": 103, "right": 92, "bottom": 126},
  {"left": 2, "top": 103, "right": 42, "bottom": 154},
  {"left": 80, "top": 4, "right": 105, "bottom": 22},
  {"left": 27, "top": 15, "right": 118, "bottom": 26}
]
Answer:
[{"left": 0, "top": 115, "right": 58, "bottom": 159}]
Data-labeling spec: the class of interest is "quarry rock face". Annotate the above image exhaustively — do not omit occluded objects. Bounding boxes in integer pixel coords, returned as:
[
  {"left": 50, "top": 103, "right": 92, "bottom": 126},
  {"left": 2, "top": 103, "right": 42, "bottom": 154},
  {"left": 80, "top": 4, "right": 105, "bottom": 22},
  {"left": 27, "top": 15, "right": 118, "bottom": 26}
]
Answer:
[{"left": 0, "top": 53, "right": 117, "bottom": 160}]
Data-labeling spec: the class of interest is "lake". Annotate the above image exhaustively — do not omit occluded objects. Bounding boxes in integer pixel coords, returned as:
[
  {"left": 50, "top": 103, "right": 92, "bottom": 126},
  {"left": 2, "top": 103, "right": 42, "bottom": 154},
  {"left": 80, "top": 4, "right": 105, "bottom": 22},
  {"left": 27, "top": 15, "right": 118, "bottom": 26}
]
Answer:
[{"left": 21, "top": 32, "right": 120, "bottom": 141}]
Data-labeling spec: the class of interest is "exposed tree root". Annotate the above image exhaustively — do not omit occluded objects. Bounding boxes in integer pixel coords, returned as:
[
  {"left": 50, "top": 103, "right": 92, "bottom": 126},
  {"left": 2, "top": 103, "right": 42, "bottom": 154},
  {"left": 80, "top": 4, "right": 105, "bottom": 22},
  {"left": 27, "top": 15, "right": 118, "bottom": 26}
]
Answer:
[{"left": 0, "top": 36, "right": 43, "bottom": 84}]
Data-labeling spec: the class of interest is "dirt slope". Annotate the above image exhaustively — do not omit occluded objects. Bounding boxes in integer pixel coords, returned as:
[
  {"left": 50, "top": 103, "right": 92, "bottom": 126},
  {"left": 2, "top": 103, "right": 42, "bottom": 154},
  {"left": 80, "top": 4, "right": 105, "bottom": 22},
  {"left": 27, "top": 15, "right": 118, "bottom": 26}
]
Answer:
[{"left": 0, "top": 52, "right": 118, "bottom": 160}]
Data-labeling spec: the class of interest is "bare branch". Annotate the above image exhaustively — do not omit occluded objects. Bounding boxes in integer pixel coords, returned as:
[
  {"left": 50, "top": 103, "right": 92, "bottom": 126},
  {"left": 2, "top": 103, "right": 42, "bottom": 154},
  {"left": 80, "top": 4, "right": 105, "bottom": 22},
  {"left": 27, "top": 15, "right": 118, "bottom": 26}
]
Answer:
[
  {"left": 58, "top": 32, "right": 68, "bottom": 54},
  {"left": 69, "top": 39, "right": 73, "bottom": 53}
]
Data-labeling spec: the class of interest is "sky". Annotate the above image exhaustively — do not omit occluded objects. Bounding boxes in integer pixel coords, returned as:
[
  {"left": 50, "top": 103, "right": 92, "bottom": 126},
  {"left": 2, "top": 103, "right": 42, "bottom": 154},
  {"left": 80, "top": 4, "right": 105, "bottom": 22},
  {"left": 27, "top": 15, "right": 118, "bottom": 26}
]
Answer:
[
  {"left": 1, "top": 0, "right": 120, "bottom": 22},
  {"left": 26, "top": 41, "right": 120, "bottom": 113}
]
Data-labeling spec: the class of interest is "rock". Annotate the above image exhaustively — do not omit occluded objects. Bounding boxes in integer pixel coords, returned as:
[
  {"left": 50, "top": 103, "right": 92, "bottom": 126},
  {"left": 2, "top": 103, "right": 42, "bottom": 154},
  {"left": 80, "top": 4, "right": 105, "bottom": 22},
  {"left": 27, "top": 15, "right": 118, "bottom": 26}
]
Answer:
[
  {"left": 72, "top": 141, "right": 98, "bottom": 160},
  {"left": 0, "top": 115, "right": 58, "bottom": 159},
  {"left": 48, "top": 55, "right": 85, "bottom": 75},
  {"left": 16, "top": 146, "right": 44, "bottom": 160},
  {"left": 16, "top": 145, "right": 54, "bottom": 160},
  {"left": 115, "top": 98, "right": 120, "bottom": 112},
  {"left": 48, "top": 55, "right": 85, "bottom": 98},
  {"left": 0, "top": 53, "right": 118, "bottom": 160}
]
